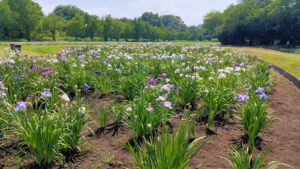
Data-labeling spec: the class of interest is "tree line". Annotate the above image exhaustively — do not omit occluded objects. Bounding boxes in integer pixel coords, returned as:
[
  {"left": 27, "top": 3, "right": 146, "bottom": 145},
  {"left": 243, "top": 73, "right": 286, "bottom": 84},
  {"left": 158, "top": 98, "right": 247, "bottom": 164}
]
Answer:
[
  {"left": 202, "top": 0, "right": 300, "bottom": 45},
  {"left": 0, "top": 0, "right": 204, "bottom": 41},
  {"left": 1, "top": 0, "right": 298, "bottom": 45}
]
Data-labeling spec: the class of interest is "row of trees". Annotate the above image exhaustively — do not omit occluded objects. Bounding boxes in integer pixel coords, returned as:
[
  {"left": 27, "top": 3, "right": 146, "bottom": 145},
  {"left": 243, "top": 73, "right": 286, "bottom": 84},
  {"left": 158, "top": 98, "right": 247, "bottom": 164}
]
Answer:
[
  {"left": 0, "top": 0, "right": 204, "bottom": 41},
  {"left": 202, "top": 0, "right": 300, "bottom": 45}
]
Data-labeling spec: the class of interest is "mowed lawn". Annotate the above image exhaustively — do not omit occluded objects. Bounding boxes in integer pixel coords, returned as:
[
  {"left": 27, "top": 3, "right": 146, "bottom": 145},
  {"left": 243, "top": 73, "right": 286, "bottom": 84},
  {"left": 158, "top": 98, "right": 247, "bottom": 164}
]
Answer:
[
  {"left": 0, "top": 43, "right": 69, "bottom": 56},
  {"left": 21, "top": 45, "right": 67, "bottom": 56},
  {"left": 229, "top": 47, "right": 300, "bottom": 79}
]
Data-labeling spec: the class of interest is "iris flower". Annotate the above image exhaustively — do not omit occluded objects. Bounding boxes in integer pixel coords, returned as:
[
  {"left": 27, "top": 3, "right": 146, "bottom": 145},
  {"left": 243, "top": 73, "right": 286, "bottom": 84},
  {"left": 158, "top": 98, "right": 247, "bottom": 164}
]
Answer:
[
  {"left": 235, "top": 94, "right": 249, "bottom": 102},
  {"left": 41, "top": 90, "right": 52, "bottom": 97},
  {"left": 15, "top": 101, "right": 27, "bottom": 112}
]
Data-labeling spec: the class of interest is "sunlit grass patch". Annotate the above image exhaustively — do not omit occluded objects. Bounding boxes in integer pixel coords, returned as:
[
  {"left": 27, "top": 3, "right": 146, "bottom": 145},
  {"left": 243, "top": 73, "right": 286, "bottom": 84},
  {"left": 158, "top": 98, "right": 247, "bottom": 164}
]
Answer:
[
  {"left": 229, "top": 47, "right": 300, "bottom": 78},
  {"left": 21, "top": 45, "right": 67, "bottom": 56}
]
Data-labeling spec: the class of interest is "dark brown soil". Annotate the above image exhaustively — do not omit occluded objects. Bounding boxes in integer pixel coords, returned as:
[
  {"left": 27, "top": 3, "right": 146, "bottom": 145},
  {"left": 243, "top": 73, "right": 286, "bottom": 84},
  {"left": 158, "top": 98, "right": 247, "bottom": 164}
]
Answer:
[
  {"left": 261, "top": 72, "right": 300, "bottom": 168},
  {"left": 0, "top": 71, "right": 299, "bottom": 169}
]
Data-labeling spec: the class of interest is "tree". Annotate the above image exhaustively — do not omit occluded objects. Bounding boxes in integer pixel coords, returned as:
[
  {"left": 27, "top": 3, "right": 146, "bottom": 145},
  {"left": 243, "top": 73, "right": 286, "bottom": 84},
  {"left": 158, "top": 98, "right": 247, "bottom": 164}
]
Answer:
[
  {"left": 162, "top": 15, "right": 189, "bottom": 32},
  {"left": 141, "top": 12, "right": 162, "bottom": 27},
  {"left": 5, "top": 0, "right": 43, "bottom": 41},
  {"left": 103, "top": 15, "right": 112, "bottom": 41},
  {"left": 85, "top": 15, "right": 100, "bottom": 41},
  {"left": 43, "top": 13, "right": 65, "bottom": 41},
  {"left": 53, "top": 5, "right": 85, "bottom": 20},
  {"left": 202, "top": 11, "right": 223, "bottom": 39},
  {"left": 66, "top": 14, "right": 85, "bottom": 41},
  {"left": 0, "top": 0, "right": 18, "bottom": 40}
]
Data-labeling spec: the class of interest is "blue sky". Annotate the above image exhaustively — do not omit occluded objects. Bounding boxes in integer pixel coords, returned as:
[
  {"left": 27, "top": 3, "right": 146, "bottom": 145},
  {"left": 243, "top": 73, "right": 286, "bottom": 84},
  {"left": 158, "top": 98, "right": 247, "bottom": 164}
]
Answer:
[{"left": 33, "top": 0, "right": 237, "bottom": 26}]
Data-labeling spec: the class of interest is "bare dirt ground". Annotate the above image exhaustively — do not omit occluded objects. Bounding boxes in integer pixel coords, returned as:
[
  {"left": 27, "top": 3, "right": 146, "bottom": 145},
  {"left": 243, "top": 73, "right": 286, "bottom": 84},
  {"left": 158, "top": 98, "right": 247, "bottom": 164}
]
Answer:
[{"left": 0, "top": 71, "right": 299, "bottom": 169}]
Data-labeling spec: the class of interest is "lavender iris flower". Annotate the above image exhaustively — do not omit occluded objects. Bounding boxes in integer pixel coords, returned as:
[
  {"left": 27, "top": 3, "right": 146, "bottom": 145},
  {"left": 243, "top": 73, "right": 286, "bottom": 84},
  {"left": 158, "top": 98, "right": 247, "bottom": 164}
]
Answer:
[
  {"left": 82, "top": 83, "right": 91, "bottom": 90},
  {"left": 148, "top": 78, "right": 157, "bottom": 86},
  {"left": 15, "top": 101, "right": 27, "bottom": 112},
  {"left": 256, "top": 87, "right": 268, "bottom": 101},
  {"left": 259, "top": 92, "right": 268, "bottom": 101},
  {"left": 41, "top": 90, "right": 52, "bottom": 97},
  {"left": 235, "top": 94, "right": 249, "bottom": 102},
  {"left": 163, "top": 101, "right": 173, "bottom": 109},
  {"left": 256, "top": 87, "right": 265, "bottom": 95},
  {"left": 16, "top": 74, "right": 22, "bottom": 79},
  {"left": 159, "top": 73, "right": 168, "bottom": 79}
]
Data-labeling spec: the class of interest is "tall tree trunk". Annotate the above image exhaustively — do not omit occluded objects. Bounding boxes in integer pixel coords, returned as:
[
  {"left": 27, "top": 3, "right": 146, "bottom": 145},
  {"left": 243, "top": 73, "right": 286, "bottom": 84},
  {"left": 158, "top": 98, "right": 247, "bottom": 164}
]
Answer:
[{"left": 52, "top": 31, "right": 56, "bottom": 41}]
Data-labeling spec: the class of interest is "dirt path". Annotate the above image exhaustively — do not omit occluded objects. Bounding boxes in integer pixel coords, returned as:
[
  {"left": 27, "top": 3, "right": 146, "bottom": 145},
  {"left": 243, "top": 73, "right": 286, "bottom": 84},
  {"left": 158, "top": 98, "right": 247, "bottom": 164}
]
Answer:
[{"left": 262, "top": 72, "right": 300, "bottom": 168}]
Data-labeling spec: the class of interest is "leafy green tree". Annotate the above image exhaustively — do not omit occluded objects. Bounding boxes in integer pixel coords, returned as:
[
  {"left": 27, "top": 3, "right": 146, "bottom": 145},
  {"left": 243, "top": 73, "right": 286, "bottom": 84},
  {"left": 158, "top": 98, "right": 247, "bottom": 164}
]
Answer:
[
  {"left": 85, "top": 15, "right": 100, "bottom": 41},
  {"left": 103, "top": 15, "right": 112, "bottom": 41},
  {"left": 0, "top": 0, "right": 18, "bottom": 40},
  {"left": 66, "top": 14, "right": 85, "bottom": 41},
  {"left": 53, "top": 5, "right": 85, "bottom": 20},
  {"left": 43, "top": 13, "right": 65, "bottom": 41},
  {"left": 141, "top": 12, "right": 162, "bottom": 27},
  {"left": 5, "top": 0, "right": 43, "bottom": 41},
  {"left": 162, "top": 15, "right": 188, "bottom": 32},
  {"left": 202, "top": 11, "right": 223, "bottom": 39}
]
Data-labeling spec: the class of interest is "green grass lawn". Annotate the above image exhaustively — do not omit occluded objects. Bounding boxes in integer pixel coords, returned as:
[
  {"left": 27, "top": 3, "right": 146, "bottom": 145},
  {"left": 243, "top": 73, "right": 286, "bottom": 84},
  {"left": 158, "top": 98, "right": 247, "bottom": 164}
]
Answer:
[
  {"left": 0, "top": 43, "right": 68, "bottom": 56},
  {"left": 229, "top": 47, "right": 300, "bottom": 78},
  {"left": 21, "top": 45, "right": 67, "bottom": 56}
]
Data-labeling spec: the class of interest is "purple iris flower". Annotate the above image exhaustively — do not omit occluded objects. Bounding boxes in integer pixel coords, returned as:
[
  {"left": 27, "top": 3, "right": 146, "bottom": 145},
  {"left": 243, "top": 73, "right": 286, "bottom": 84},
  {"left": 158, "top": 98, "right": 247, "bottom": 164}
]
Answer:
[
  {"left": 7, "top": 59, "right": 15, "bottom": 65},
  {"left": 15, "top": 101, "right": 27, "bottom": 112},
  {"left": 79, "top": 54, "right": 85, "bottom": 60},
  {"left": 41, "top": 70, "right": 53, "bottom": 78},
  {"left": 29, "top": 65, "right": 43, "bottom": 71},
  {"left": 95, "top": 70, "right": 100, "bottom": 74},
  {"left": 256, "top": 87, "right": 265, "bottom": 95},
  {"left": 148, "top": 78, "right": 157, "bottom": 86},
  {"left": 160, "top": 84, "right": 175, "bottom": 92},
  {"left": 103, "top": 59, "right": 109, "bottom": 64},
  {"left": 82, "top": 83, "right": 91, "bottom": 90},
  {"left": 259, "top": 92, "right": 268, "bottom": 101},
  {"left": 16, "top": 74, "right": 22, "bottom": 79},
  {"left": 163, "top": 101, "right": 173, "bottom": 109},
  {"left": 256, "top": 87, "right": 268, "bottom": 101},
  {"left": 41, "top": 90, "right": 52, "bottom": 97},
  {"left": 159, "top": 73, "right": 168, "bottom": 79},
  {"left": 235, "top": 94, "right": 249, "bottom": 102},
  {"left": 235, "top": 62, "right": 242, "bottom": 67}
]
